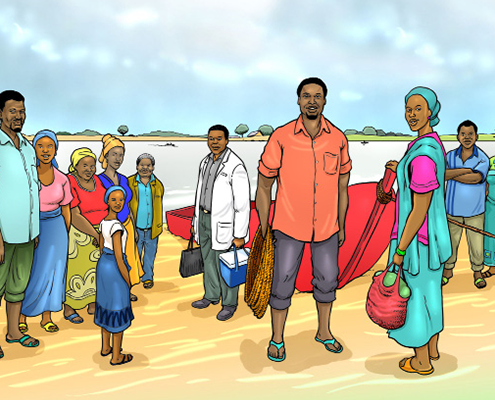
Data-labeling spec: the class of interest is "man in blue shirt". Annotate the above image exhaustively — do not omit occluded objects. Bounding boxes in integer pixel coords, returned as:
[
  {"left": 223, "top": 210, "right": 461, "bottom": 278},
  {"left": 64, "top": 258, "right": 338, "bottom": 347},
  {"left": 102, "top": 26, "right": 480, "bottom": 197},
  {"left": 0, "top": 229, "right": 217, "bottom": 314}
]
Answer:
[
  {"left": 444, "top": 120, "right": 490, "bottom": 289},
  {"left": 0, "top": 90, "right": 40, "bottom": 358}
]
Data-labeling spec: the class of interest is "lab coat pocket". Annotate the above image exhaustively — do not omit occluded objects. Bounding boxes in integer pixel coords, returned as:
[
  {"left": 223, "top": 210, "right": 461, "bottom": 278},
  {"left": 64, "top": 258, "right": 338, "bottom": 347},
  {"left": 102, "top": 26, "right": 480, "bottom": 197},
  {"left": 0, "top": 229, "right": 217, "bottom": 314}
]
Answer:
[
  {"left": 216, "top": 222, "right": 233, "bottom": 244},
  {"left": 323, "top": 152, "right": 339, "bottom": 175}
]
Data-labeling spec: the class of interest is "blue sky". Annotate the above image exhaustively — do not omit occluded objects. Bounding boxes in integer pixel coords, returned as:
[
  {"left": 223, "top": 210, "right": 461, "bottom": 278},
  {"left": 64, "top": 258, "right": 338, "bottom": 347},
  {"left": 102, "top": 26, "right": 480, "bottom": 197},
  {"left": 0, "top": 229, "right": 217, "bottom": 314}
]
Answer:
[{"left": 1, "top": 0, "right": 495, "bottom": 136}]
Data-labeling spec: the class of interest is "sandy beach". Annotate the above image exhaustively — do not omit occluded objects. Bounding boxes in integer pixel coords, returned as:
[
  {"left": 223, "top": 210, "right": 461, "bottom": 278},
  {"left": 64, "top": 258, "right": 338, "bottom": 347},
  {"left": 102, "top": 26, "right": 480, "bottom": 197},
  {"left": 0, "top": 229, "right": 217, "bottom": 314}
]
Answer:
[{"left": 0, "top": 227, "right": 493, "bottom": 400}]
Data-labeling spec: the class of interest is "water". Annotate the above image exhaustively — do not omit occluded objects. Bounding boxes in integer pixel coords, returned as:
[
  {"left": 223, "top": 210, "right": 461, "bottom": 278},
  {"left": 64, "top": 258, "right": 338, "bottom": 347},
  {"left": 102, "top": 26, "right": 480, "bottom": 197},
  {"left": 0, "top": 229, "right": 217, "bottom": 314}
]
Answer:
[{"left": 55, "top": 139, "right": 495, "bottom": 212}]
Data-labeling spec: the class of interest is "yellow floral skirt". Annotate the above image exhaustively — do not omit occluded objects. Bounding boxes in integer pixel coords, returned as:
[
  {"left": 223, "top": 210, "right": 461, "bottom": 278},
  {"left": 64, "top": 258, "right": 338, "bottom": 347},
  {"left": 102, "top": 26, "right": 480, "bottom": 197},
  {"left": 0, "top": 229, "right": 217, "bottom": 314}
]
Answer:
[{"left": 65, "top": 225, "right": 100, "bottom": 310}]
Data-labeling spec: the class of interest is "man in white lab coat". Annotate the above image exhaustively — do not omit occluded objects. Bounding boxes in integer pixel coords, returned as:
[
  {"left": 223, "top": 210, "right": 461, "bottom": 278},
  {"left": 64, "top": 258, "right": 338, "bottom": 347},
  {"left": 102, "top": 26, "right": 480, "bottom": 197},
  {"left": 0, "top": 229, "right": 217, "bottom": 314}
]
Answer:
[{"left": 191, "top": 124, "right": 250, "bottom": 321}]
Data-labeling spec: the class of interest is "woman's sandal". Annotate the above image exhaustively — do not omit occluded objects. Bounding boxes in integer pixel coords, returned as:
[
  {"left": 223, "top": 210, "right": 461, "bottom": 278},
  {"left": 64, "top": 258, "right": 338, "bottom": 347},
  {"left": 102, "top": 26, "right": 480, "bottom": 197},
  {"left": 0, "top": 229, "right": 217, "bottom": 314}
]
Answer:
[{"left": 110, "top": 354, "right": 133, "bottom": 366}]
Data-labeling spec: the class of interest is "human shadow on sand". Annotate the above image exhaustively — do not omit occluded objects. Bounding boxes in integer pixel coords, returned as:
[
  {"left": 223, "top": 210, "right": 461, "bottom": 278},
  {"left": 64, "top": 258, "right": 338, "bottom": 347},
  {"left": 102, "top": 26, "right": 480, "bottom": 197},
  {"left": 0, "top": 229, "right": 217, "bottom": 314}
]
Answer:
[
  {"left": 365, "top": 351, "right": 458, "bottom": 379},
  {"left": 92, "top": 350, "right": 150, "bottom": 370},
  {"left": 239, "top": 330, "right": 351, "bottom": 374},
  {"left": 175, "top": 301, "right": 253, "bottom": 320}
]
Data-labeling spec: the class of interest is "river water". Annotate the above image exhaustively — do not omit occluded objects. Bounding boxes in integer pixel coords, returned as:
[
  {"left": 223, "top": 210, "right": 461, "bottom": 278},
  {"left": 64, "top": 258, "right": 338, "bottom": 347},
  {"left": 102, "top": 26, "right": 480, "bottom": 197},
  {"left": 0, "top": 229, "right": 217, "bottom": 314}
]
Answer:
[{"left": 55, "top": 139, "right": 495, "bottom": 212}]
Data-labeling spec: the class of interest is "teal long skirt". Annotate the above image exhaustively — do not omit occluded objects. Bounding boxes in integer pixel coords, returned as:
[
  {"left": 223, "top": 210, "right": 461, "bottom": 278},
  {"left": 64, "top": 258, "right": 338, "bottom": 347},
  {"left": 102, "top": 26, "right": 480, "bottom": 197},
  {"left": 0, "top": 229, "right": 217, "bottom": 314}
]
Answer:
[{"left": 387, "top": 239, "right": 444, "bottom": 348}]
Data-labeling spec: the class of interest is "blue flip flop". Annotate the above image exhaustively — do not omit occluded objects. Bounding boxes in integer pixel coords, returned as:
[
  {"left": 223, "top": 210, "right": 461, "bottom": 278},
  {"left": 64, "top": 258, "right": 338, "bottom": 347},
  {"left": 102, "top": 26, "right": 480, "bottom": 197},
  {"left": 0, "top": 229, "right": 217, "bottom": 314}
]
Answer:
[
  {"left": 267, "top": 340, "right": 286, "bottom": 362},
  {"left": 64, "top": 313, "right": 84, "bottom": 324},
  {"left": 6, "top": 334, "right": 39, "bottom": 348},
  {"left": 315, "top": 336, "right": 343, "bottom": 353}
]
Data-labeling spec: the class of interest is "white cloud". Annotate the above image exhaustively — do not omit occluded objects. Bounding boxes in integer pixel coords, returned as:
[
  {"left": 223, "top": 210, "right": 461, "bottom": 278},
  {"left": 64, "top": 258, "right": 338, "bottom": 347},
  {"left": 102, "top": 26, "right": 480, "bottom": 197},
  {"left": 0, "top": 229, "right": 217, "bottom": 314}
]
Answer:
[
  {"left": 115, "top": 9, "right": 158, "bottom": 28},
  {"left": 395, "top": 27, "right": 415, "bottom": 48},
  {"left": 94, "top": 49, "right": 114, "bottom": 67},
  {"left": 450, "top": 50, "right": 473, "bottom": 66},
  {"left": 66, "top": 46, "right": 90, "bottom": 62},
  {"left": 192, "top": 61, "right": 242, "bottom": 83},
  {"left": 340, "top": 91, "right": 363, "bottom": 102},
  {"left": 30, "top": 39, "right": 61, "bottom": 62},
  {"left": 415, "top": 44, "right": 444, "bottom": 65}
]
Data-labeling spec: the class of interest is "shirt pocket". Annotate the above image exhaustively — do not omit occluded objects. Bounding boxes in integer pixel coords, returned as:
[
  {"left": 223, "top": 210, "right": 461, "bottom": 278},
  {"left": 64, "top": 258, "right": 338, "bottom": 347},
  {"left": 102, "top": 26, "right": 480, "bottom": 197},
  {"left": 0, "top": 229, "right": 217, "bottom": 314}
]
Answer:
[
  {"left": 216, "top": 222, "right": 233, "bottom": 244},
  {"left": 323, "top": 152, "right": 339, "bottom": 175}
]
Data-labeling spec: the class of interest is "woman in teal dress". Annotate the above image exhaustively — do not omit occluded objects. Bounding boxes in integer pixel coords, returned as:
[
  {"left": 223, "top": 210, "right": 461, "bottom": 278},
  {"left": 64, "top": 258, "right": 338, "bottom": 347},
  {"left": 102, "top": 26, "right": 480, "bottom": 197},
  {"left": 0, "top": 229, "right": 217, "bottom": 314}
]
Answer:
[
  {"left": 483, "top": 157, "right": 495, "bottom": 279},
  {"left": 385, "top": 87, "right": 452, "bottom": 375}
]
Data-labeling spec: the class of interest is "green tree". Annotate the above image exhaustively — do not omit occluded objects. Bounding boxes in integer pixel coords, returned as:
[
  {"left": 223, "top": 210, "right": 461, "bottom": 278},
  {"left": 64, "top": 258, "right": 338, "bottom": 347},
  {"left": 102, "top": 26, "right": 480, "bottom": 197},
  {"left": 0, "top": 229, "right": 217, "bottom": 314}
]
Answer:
[
  {"left": 117, "top": 125, "right": 129, "bottom": 136},
  {"left": 259, "top": 124, "right": 274, "bottom": 136},
  {"left": 235, "top": 123, "right": 249, "bottom": 138}
]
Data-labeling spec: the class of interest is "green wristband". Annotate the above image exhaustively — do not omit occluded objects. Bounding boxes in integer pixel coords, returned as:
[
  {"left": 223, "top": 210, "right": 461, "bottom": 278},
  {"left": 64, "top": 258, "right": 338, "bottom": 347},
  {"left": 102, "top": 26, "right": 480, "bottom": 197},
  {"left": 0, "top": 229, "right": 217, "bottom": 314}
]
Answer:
[{"left": 396, "top": 247, "right": 406, "bottom": 256}]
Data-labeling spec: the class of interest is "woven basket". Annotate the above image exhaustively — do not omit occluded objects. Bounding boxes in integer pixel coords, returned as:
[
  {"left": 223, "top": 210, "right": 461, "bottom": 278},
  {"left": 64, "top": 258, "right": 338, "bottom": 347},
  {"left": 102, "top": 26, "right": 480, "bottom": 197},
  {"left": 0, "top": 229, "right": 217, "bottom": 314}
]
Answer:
[{"left": 245, "top": 226, "right": 274, "bottom": 319}]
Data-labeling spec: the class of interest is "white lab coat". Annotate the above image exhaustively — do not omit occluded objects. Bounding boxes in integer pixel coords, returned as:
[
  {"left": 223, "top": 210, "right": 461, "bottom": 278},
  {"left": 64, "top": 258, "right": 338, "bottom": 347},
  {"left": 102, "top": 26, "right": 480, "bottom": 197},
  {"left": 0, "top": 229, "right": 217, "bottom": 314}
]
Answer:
[{"left": 192, "top": 147, "right": 250, "bottom": 251}]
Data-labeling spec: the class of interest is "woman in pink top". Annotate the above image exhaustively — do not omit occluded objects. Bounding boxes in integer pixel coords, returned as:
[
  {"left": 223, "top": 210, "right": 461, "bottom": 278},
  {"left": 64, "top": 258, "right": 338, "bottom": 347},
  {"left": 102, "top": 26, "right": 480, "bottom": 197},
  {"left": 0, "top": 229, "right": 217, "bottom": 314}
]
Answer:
[{"left": 20, "top": 130, "right": 72, "bottom": 333}]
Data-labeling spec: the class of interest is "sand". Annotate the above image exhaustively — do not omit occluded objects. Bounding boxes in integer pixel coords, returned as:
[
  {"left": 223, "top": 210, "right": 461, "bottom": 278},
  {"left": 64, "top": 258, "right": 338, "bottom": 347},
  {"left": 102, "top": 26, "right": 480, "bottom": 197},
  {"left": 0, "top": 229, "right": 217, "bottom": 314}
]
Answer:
[{"left": 0, "top": 229, "right": 493, "bottom": 400}]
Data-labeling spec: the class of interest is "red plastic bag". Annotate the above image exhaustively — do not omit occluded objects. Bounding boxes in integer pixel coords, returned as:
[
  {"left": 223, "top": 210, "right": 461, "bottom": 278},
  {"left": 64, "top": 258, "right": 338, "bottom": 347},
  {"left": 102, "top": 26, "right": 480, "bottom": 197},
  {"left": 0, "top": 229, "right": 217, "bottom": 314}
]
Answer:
[{"left": 366, "top": 263, "right": 409, "bottom": 330}]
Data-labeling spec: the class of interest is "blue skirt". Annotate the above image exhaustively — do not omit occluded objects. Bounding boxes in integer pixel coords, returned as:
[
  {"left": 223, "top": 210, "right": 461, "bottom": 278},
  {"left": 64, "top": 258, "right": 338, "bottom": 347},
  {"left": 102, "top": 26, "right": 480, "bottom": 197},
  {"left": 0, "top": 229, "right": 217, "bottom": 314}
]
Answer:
[
  {"left": 94, "top": 248, "right": 134, "bottom": 333},
  {"left": 22, "top": 208, "right": 68, "bottom": 316},
  {"left": 387, "top": 239, "right": 444, "bottom": 348}
]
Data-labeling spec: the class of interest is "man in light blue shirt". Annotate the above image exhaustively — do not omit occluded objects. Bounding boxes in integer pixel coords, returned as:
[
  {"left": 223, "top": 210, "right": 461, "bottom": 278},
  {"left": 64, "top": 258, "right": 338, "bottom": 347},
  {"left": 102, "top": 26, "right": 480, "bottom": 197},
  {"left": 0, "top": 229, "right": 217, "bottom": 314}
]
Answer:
[
  {"left": 444, "top": 120, "right": 490, "bottom": 289},
  {"left": 0, "top": 90, "right": 40, "bottom": 357}
]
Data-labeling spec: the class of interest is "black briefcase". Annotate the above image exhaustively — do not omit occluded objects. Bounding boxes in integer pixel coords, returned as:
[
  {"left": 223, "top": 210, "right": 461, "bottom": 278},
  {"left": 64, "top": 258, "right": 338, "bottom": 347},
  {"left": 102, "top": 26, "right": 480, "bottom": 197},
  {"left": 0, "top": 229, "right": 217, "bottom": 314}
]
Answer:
[{"left": 179, "top": 234, "right": 204, "bottom": 278}]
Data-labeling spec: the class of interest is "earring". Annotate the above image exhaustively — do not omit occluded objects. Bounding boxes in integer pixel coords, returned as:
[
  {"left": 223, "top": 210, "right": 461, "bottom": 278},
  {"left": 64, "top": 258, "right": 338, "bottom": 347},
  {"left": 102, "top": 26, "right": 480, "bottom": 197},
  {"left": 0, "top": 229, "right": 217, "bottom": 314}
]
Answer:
[{"left": 428, "top": 116, "right": 431, "bottom": 120}]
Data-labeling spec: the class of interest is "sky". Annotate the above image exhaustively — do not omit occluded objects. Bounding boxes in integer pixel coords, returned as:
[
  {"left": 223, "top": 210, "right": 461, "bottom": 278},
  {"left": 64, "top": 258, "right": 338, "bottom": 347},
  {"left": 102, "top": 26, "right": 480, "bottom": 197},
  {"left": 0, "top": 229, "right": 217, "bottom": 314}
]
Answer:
[{"left": 1, "top": 0, "right": 495, "bottom": 136}]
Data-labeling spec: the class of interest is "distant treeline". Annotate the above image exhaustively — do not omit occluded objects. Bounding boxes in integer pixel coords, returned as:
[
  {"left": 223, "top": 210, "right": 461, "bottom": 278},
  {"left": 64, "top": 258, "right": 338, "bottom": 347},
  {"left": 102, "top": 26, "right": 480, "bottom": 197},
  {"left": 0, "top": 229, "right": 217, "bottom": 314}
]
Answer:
[{"left": 344, "top": 126, "right": 411, "bottom": 137}]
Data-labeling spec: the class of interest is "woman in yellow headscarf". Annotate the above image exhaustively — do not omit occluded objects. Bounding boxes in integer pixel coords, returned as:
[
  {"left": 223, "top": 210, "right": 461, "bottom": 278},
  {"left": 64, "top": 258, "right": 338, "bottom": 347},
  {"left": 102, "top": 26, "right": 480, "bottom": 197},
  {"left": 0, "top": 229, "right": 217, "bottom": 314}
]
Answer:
[
  {"left": 98, "top": 134, "right": 144, "bottom": 301},
  {"left": 64, "top": 148, "right": 108, "bottom": 323}
]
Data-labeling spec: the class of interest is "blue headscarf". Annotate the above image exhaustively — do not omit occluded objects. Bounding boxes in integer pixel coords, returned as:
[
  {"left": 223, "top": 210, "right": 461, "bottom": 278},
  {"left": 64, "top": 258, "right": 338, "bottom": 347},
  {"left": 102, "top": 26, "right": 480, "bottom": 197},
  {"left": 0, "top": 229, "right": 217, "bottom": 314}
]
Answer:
[
  {"left": 104, "top": 185, "right": 127, "bottom": 204},
  {"left": 32, "top": 129, "right": 59, "bottom": 168},
  {"left": 405, "top": 86, "right": 441, "bottom": 127}
]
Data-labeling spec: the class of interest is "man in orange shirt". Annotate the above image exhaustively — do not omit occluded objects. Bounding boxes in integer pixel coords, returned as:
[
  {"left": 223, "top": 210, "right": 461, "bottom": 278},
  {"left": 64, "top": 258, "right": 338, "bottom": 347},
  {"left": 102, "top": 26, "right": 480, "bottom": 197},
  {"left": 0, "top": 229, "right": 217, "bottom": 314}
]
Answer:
[{"left": 256, "top": 77, "right": 351, "bottom": 362}]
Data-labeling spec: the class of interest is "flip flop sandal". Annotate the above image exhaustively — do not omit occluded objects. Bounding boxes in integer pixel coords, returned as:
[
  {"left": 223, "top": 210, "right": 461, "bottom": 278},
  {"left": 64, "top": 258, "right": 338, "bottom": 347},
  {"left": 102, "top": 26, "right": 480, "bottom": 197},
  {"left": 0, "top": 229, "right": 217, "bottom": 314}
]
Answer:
[
  {"left": 110, "top": 354, "right": 133, "bottom": 366},
  {"left": 441, "top": 276, "right": 449, "bottom": 286},
  {"left": 19, "top": 323, "right": 28, "bottom": 333},
  {"left": 474, "top": 278, "right": 487, "bottom": 289},
  {"left": 64, "top": 313, "right": 84, "bottom": 324},
  {"left": 430, "top": 355, "right": 440, "bottom": 361},
  {"left": 6, "top": 334, "right": 39, "bottom": 348},
  {"left": 482, "top": 270, "right": 494, "bottom": 279},
  {"left": 101, "top": 347, "right": 112, "bottom": 357},
  {"left": 130, "top": 293, "right": 138, "bottom": 302},
  {"left": 399, "top": 357, "right": 433, "bottom": 375},
  {"left": 41, "top": 322, "right": 59, "bottom": 333},
  {"left": 143, "top": 281, "right": 154, "bottom": 289},
  {"left": 315, "top": 336, "right": 343, "bottom": 353},
  {"left": 267, "top": 340, "right": 286, "bottom": 362}
]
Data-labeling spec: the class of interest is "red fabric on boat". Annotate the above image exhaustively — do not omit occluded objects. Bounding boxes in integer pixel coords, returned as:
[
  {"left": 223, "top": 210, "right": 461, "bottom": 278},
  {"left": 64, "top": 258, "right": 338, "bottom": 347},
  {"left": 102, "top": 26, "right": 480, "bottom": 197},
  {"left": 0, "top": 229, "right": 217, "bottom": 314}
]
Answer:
[
  {"left": 166, "top": 169, "right": 396, "bottom": 290},
  {"left": 295, "top": 169, "right": 396, "bottom": 291}
]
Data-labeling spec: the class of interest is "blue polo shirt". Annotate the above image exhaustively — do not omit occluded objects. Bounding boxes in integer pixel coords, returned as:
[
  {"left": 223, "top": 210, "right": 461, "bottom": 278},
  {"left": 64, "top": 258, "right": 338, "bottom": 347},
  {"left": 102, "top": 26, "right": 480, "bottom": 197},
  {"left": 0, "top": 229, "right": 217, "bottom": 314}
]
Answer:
[
  {"left": 136, "top": 174, "right": 155, "bottom": 229},
  {"left": 0, "top": 130, "right": 40, "bottom": 243},
  {"left": 445, "top": 145, "right": 490, "bottom": 217}
]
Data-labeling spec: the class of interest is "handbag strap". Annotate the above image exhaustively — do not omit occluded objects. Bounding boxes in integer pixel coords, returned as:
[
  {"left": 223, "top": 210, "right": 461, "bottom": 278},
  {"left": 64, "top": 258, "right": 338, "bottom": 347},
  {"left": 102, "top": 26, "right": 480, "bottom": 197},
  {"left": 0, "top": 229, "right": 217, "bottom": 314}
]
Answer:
[
  {"left": 386, "top": 261, "right": 404, "bottom": 290},
  {"left": 187, "top": 234, "right": 194, "bottom": 250}
]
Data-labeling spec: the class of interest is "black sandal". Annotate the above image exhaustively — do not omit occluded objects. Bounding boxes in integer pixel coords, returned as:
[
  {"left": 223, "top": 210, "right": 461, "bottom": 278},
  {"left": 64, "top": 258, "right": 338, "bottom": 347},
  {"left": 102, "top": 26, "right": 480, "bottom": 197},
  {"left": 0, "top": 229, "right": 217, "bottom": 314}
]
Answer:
[{"left": 110, "top": 354, "right": 133, "bottom": 366}]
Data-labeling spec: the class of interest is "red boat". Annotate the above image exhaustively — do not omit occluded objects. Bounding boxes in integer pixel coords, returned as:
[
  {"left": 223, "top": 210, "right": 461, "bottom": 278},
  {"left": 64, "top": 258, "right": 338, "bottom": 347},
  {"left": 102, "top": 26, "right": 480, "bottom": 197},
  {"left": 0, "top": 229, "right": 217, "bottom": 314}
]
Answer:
[{"left": 166, "top": 169, "right": 396, "bottom": 289}]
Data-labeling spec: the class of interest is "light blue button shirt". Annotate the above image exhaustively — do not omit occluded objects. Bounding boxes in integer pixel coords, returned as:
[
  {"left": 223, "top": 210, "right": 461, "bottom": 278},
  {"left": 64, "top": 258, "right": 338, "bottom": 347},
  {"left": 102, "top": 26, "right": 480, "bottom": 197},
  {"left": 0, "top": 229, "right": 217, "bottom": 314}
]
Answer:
[
  {"left": 136, "top": 174, "right": 155, "bottom": 229},
  {"left": 445, "top": 144, "right": 490, "bottom": 217},
  {"left": 0, "top": 130, "right": 40, "bottom": 243}
]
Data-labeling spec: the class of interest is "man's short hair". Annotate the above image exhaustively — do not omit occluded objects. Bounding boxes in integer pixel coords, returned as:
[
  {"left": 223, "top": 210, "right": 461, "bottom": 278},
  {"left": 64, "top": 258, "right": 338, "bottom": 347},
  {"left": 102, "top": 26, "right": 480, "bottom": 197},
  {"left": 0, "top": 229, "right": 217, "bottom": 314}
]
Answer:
[
  {"left": 0, "top": 90, "right": 25, "bottom": 111},
  {"left": 208, "top": 124, "right": 229, "bottom": 140},
  {"left": 457, "top": 120, "right": 478, "bottom": 135},
  {"left": 136, "top": 153, "right": 155, "bottom": 166},
  {"left": 297, "top": 77, "right": 328, "bottom": 98}
]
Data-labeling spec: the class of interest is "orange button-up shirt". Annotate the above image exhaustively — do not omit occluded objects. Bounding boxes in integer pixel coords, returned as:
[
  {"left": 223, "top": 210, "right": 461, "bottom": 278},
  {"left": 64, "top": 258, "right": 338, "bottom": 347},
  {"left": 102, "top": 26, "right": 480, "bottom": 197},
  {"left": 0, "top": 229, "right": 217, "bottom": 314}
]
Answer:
[{"left": 258, "top": 115, "right": 351, "bottom": 242}]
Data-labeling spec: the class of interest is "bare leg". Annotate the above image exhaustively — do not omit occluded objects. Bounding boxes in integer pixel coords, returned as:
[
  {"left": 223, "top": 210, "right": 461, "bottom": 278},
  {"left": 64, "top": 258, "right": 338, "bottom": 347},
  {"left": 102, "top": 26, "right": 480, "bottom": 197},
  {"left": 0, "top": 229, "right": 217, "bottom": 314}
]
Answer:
[
  {"left": 399, "top": 343, "right": 432, "bottom": 372},
  {"left": 101, "top": 328, "right": 111, "bottom": 355},
  {"left": 64, "top": 303, "right": 83, "bottom": 322},
  {"left": 19, "top": 313, "right": 27, "bottom": 324},
  {"left": 41, "top": 311, "right": 52, "bottom": 326},
  {"left": 428, "top": 334, "right": 439, "bottom": 359},
  {"left": 87, "top": 302, "right": 96, "bottom": 315},
  {"left": 315, "top": 301, "right": 341, "bottom": 351},
  {"left": 110, "top": 332, "right": 132, "bottom": 365},
  {"left": 267, "top": 307, "right": 288, "bottom": 360},
  {"left": 6, "top": 301, "right": 38, "bottom": 345}
]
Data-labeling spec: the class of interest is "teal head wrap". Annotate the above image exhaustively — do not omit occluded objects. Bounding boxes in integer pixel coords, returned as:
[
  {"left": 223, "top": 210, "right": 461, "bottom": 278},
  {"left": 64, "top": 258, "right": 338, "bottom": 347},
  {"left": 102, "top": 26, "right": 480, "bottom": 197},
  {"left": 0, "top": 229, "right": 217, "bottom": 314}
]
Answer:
[{"left": 405, "top": 86, "right": 441, "bottom": 127}]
